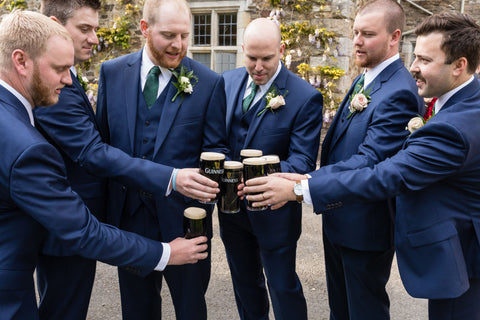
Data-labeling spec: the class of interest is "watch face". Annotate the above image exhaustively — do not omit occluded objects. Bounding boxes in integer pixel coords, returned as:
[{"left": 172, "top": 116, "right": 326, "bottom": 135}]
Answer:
[{"left": 294, "top": 183, "right": 302, "bottom": 196}]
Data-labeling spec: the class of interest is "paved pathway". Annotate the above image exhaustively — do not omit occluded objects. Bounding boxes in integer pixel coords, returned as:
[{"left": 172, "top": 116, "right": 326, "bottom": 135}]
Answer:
[{"left": 87, "top": 204, "right": 428, "bottom": 319}]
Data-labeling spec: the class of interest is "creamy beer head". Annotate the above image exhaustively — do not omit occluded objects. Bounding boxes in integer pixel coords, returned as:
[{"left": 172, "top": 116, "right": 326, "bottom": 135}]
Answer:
[
  {"left": 200, "top": 152, "right": 225, "bottom": 161},
  {"left": 184, "top": 207, "right": 207, "bottom": 220},
  {"left": 224, "top": 161, "right": 243, "bottom": 170},
  {"left": 263, "top": 155, "right": 280, "bottom": 164},
  {"left": 240, "top": 149, "right": 263, "bottom": 158},
  {"left": 242, "top": 157, "right": 267, "bottom": 166}
]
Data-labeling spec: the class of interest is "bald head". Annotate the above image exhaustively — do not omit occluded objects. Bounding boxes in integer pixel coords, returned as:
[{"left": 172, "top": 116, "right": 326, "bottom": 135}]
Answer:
[
  {"left": 243, "top": 18, "right": 282, "bottom": 46},
  {"left": 242, "top": 18, "right": 284, "bottom": 85}
]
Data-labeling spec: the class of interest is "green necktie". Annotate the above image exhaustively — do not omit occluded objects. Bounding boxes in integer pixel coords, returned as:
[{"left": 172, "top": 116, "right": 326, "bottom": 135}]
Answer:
[
  {"left": 352, "top": 73, "right": 365, "bottom": 95},
  {"left": 143, "top": 66, "right": 161, "bottom": 109},
  {"left": 242, "top": 82, "right": 258, "bottom": 113}
]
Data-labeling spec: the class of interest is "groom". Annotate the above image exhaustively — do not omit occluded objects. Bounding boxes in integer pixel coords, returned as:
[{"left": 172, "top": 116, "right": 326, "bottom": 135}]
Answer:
[{"left": 95, "top": 0, "right": 228, "bottom": 318}]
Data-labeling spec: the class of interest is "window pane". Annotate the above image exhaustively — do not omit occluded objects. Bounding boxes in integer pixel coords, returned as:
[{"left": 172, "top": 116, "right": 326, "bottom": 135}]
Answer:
[
  {"left": 193, "top": 53, "right": 211, "bottom": 69},
  {"left": 218, "top": 13, "right": 237, "bottom": 46},
  {"left": 193, "top": 14, "right": 211, "bottom": 46},
  {"left": 215, "top": 52, "right": 236, "bottom": 73}
]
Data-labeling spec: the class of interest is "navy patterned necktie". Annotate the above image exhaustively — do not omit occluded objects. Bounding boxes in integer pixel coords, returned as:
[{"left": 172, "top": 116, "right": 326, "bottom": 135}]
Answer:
[{"left": 143, "top": 66, "right": 161, "bottom": 109}]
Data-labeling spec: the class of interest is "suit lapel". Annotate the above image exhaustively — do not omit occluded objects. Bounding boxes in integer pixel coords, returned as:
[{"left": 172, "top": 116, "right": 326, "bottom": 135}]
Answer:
[
  {"left": 153, "top": 79, "right": 181, "bottom": 157},
  {"left": 326, "top": 60, "right": 404, "bottom": 153},
  {"left": 323, "top": 76, "right": 359, "bottom": 155},
  {"left": 123, "top": 52, "right": 142, "bottom": 154},
  {"left": 244, "top": 65, "right": 289, "bottom": 147},
  {"left": 0, "top": 85, "right": 31, "bottom": 124},
  {"left": 71, "top": 71, "right": 97, "bottom": 121},
  {"left": 226, "top": 70, "right": 248, "bottom": 133}
]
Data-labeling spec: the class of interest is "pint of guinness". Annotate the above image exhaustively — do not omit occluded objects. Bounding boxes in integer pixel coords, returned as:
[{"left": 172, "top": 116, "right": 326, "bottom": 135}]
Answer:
[
  {"left": 219, "top": 161, "right": 243, "bottom": 214},
  {"left": 183, "top": 207, "right": 207, "bottom": 239},
  {"left": 263, "top": 155, "right": 281, "bottom": 174},
  {"left": 199, "top": 152, "right": 225, "bottom": 204},
  {"left": 240, "top": 149, "right": 263, "bottom": 162},
  {"left": 242, "top": 157, "right": 267, "bottom": 211}
]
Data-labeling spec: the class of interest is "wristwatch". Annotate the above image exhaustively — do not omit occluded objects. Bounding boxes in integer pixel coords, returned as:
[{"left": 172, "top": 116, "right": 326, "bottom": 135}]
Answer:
[{"left": 293, "top": 180, "right": 303, "bottom": 203}]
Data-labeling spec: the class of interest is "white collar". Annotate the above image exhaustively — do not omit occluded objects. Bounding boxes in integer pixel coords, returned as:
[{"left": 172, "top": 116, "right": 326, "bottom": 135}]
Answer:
[
  {"left": 435, "top": 76, "right": 475, "bottom": 113},
  {"left": 247, "top": 61, "right": 282, "bottom": 97},
  {"left": 364, "top": 53, "right": 400, "bottom": 88},
  {"left": 141, "top": 48, "right": 172, "bottom": 87}
]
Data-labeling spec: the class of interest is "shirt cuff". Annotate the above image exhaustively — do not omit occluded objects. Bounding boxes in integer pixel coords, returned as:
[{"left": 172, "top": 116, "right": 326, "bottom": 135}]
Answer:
[
  {"left": 166, "top": 169, "right": 178, "bottom": 197},
  {"left": 154, "top": 243, "right": 171, "bottom": 271},
  {"left": 301, "top": 175, "right": 313, "bottom": 205}
]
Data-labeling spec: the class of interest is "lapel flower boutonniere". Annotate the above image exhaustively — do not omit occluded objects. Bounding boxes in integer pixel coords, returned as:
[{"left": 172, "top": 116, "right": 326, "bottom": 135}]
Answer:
[
  {"left": 77, "top": 74, "right": 89, "bottom": 92},
  {"left": 171, "top": 65, "right": 198, "bottom": 103},
  {"left": 405, "top": 116, "right": 425, "bottom": 134},
  {"left": 257, "top": 87, "right": 288, "bottom": 117},
  {"left": 347, "top": 87, "right": 371, "bottom": 119},
  {"left": 406, "top": 98, "right": 436, "bottom": 134}
]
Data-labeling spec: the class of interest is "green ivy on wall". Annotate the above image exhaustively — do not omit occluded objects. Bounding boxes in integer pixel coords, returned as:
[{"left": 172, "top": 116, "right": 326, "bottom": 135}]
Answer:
[{"left": 0, "top": 0, "right": 27, "bottom": 11}]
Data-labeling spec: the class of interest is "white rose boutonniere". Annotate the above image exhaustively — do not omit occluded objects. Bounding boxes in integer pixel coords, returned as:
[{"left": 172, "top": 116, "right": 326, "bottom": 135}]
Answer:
[
  {"left": 171, "top": 65, "right": 198, "bottom": 103},
  {"left": 347, "top": 88, "right": 371, "bottom": 119},
  {"left": 405, "top": 116, "right": 425, "bottom": 134},
  {"left": 257, "top": 88, "right": 288, "bottom": 117}
]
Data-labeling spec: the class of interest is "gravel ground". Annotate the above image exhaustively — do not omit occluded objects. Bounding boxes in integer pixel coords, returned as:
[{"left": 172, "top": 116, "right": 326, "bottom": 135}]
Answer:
[{"left": 86, "top": 204, "right": 428, "bottom": 319}]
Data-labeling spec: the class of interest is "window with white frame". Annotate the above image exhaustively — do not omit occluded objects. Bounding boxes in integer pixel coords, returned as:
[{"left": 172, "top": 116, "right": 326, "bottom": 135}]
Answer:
[{"left": 191, "top": 10, "right": 238, "bottom": 74}]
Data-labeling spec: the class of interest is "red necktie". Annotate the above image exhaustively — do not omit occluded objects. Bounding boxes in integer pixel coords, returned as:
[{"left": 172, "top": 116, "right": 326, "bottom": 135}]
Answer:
[{"left": 424, "top": 97, "right": 437, "bottom": 121}]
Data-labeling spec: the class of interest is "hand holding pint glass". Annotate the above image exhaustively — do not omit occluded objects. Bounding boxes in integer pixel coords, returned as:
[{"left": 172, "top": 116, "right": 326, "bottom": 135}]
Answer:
[
  {"left": 199, "top": 152, "right": 225, "bottom": 204},
  {"left": 242, "top": 157, "right": 268, "bottom": 211}
]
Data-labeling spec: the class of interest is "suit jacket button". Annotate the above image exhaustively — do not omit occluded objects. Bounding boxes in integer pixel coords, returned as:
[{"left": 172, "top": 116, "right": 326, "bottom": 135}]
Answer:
[{"left": 121, "top": 185, "right": 126, "bottom": 192}]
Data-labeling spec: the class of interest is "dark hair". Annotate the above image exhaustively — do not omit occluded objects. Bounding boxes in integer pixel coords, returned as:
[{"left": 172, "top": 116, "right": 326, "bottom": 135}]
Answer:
[
  {"left": 415, "top": 11, "right": 480, "bottom": 74},
  {"left": 358, "top": 0, "right": 405, "bottom": 34},
  {"left": 41, "top": 0, "right": 101, "bottom": 24}
]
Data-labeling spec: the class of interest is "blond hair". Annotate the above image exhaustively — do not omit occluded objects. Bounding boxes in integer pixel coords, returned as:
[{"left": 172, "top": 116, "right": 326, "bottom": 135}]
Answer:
[
  {"left": 142, "top": 0, "right": 190, "bottom": 26},
  {"left": 0, "top": 10, "right": 71, "bottom": 72}
]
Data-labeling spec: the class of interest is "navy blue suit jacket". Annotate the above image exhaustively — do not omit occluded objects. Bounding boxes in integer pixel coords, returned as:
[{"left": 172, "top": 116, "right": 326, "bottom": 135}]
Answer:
[
  {"left": 308, "top": 78, "right": 480, "bottom": 299},
  {"left": 96, "top": 51, "right": 228, "bottom": 241},
  {"left": 311, "top": 58, "right": 423, "bottom": 251},
  {"left": 0, "top": 85, "right": 163, "bottom": 319},
  {"left": 34, "top": 71, "right": 177, "bottom": 255},
  {"left": 223, "top": 65, "right": 323, "bottom": 247}
]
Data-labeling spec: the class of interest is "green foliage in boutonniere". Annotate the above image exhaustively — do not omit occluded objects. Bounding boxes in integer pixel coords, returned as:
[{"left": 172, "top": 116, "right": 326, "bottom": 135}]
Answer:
[
  {"left": 77, "top": 74, "right": 89, "bottom": 92},
  {"left": 347, "top": 86, "right": 372, "bottom": 119},
  {"left": 257, "top": 87, "right": 288, "bottom": 117},
  {"left": 170, "top": 65, "right": 198, "bottom": 103}
]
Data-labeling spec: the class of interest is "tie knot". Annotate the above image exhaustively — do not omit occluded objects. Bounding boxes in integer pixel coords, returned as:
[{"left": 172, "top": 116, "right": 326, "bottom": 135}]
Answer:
[{"left": 149, "top": 66, "right": 161, "bottom": 78}]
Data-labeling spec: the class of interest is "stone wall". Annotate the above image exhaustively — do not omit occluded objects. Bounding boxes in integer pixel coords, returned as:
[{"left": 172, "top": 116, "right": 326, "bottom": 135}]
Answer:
[{"left": 2, "top": 0, "right": 480, "bottom": 93}]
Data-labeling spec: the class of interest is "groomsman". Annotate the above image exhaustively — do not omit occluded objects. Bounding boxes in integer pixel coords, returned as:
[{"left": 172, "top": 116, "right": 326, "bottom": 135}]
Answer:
[
  {"left": 35, "top": 1, "right": 218, "bottom": 319},
  {"left": 221, "top": 18, "right": 323, "bottom": 319},
  {"left": 95, "top": 0, "right": 229, "bottom": 318}
]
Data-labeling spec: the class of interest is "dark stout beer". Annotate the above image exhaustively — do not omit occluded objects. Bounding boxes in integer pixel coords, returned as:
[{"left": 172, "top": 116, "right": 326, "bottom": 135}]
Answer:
[
  {"left": 263, "top": 155, "right": 281, "bottom": 174},
  {"left": 219, "top": 161, "right": 243, "bottom": 214},
  {"left": 240, "top": 149, "right": 263, "bottom": 162},
  {"left": 242, "top": 157, "right": 267, "bottom": 211},
  {"left": 183, "top": 207, "right": 207, "bottom": 239},
  {"left": 199, "top": 152, "right": 225, "bottom": 204}
]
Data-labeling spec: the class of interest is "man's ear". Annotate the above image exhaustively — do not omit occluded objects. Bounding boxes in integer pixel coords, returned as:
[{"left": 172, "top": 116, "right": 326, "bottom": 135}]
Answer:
[
  {"left": 452, "top": 57, "right": 468, "bottom": 76},
  {"left": 11, "top": 49, "right": 30, "bottom": 77},
  {"left": 140, "top": 19, "right": 149, "bottom": 38},
  {"left": 50, "top": 16, "right": 61, "bottom": 24}
]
